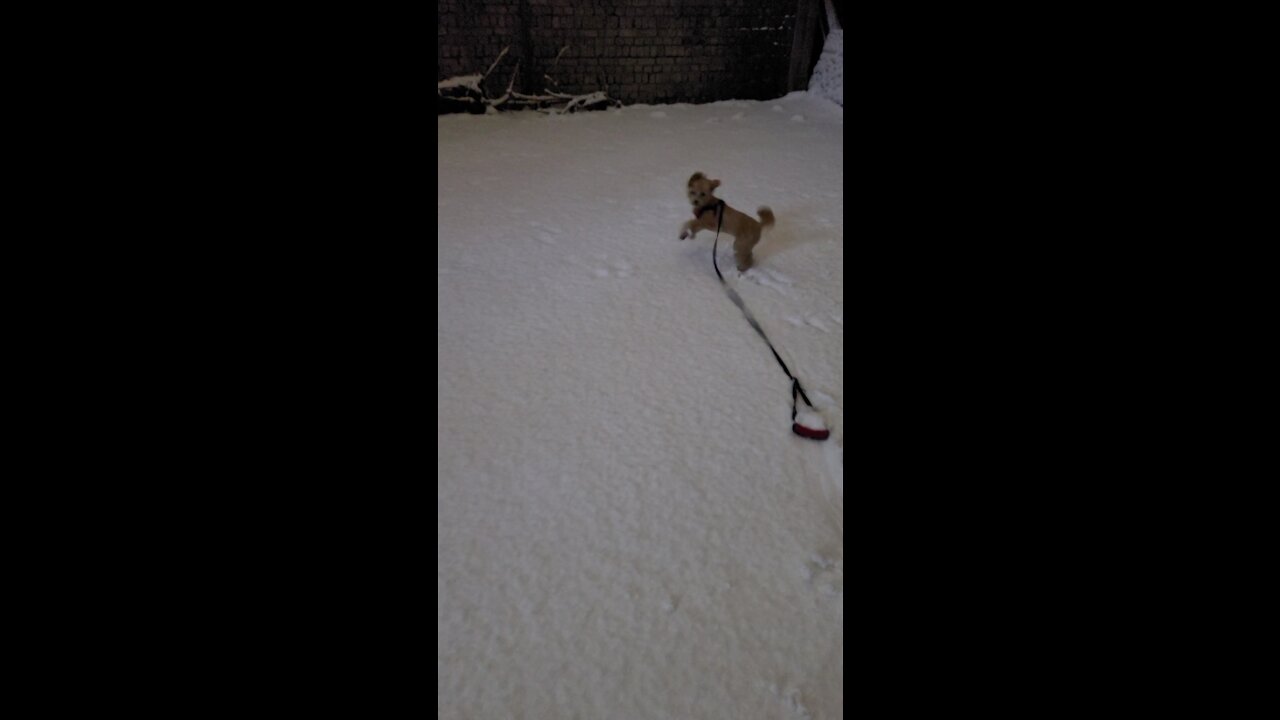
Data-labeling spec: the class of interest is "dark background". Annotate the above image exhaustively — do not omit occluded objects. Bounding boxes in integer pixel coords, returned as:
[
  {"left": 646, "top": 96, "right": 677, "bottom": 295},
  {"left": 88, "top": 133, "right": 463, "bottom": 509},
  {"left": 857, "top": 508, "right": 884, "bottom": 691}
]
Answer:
[{"left": 437, "top": 0, "right": 840, "bottom": 104}]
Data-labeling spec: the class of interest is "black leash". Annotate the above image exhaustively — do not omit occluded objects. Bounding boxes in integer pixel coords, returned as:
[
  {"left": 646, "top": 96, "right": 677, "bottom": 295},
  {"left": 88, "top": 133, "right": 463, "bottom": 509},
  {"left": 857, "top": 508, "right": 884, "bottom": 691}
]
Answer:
[{"left": 710, "top": 202, "right": 829, "bottom": 441}]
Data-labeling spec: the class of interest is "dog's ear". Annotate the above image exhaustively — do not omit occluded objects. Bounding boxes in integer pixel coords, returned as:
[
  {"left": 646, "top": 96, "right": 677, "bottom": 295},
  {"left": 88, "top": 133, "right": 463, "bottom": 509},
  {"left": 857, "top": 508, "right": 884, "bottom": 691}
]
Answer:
[
  {"left": 688, "top": 171, "right": 705, "bottom": 185},
  {"left": 710, "top": 179, "right": 721, "bottom": 189}
]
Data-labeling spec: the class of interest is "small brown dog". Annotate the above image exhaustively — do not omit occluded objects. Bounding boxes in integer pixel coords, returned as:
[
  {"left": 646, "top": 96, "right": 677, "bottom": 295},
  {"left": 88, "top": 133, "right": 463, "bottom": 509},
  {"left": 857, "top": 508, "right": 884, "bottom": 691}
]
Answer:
[{"left": 678, "top": 172, "right": 775, "bottom": 271}]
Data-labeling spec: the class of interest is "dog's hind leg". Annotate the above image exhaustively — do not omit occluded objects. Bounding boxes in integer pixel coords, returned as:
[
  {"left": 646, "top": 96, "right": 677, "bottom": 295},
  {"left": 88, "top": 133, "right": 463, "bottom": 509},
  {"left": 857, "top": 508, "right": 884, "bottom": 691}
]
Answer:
[{"left": 734, "top": 231, "right": 761, "bottom": 271}]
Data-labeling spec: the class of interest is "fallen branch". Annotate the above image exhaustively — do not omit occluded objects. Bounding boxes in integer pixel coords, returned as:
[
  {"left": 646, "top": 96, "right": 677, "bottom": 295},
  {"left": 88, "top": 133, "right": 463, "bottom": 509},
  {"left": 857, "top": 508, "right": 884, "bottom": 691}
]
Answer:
[
  {"left": 560, "top": 91, "right": 620, "bottom": 114},
  {"left": 438, "top": 46, "right": 619, "bottom": 115},
  {"left": 437, "top": 74, "right": 485, "bottom": 114}
]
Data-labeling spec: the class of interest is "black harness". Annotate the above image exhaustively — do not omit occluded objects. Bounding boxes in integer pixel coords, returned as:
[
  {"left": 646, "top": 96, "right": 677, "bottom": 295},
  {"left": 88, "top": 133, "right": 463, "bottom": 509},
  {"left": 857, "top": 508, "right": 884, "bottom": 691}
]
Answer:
[{"left": 694, "top": 199, "right": 724, "bottom": 219}]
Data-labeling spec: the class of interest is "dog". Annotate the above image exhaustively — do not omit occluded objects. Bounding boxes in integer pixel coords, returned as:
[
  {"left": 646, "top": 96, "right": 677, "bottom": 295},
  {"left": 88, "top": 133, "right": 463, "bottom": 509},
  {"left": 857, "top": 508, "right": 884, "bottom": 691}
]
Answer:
[{"left": 678, "top": 172, "right": 774, "bottom": 272}]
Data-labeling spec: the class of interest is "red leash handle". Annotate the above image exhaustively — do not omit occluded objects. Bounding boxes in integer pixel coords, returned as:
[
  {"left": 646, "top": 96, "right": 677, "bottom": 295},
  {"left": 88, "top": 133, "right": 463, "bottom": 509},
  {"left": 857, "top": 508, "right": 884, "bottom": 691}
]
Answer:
[{"left": 792, "top": 423, "right": 831, "bottom": 440}]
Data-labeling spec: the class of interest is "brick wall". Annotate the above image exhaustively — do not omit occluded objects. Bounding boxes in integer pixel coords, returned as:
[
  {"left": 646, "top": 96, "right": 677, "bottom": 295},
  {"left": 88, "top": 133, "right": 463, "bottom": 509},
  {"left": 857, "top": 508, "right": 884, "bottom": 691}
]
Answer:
[{"left": 437, "top": 0, "right": 800, "bottom": 105}]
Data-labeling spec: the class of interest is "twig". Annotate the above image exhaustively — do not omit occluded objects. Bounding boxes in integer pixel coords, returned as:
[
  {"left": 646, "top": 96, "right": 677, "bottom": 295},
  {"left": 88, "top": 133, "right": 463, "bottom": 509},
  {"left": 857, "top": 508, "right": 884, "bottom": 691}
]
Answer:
[
  {"left": 549, "top": 46, "right": 569, "bottom": 72},
  {"left": 544, "top": 46, "right": 569, "bottom": 89},
  {"left": 481, "top": 46, "right": 509, "bottom": 84}
]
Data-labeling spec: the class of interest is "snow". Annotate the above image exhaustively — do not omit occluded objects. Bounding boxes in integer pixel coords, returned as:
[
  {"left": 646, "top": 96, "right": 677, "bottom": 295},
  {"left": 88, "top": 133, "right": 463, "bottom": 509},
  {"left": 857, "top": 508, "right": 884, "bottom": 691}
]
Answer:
[
  {"left": 438, "top": 74, "right": 482, "bottom": 91},
  {"left": 794, "top": 410, "right": 827, "bottom": 431},
  {"left": 438, "top": 92, "right": 843, "bottom": 719},
  {"left": 568, "top": 91, "right": 608, "bottom": 105},
  {"left": 808, "top": 1, "right": 843, "bottom": 108}
]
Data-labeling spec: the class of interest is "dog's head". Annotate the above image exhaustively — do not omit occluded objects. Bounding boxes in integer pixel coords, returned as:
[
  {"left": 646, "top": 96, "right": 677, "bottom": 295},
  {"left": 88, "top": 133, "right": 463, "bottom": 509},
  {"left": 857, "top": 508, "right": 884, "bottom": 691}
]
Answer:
[{"left": 687, "top": 172, "right": 721, "bottom": 209}]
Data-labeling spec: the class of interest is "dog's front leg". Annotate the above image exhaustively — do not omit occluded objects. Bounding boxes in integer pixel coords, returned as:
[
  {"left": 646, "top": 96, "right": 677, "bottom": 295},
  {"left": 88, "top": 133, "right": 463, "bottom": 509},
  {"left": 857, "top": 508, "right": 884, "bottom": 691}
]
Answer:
[{"left": 678, "top": 220, "right": 698, "bottom": 240}]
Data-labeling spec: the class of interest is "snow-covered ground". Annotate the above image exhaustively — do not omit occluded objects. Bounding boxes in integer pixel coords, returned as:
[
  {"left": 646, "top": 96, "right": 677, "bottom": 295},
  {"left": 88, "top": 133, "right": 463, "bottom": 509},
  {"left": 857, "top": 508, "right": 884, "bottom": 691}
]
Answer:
[{"left": 438, "top": 90, "right": 843, "bottom": 719}]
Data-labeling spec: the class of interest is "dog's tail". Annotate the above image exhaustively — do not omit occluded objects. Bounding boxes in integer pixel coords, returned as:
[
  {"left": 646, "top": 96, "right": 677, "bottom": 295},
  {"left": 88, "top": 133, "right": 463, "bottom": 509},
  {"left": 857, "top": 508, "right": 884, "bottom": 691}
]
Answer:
[{"left": 758, "top": 206, "right": 775, "bottom": 229}]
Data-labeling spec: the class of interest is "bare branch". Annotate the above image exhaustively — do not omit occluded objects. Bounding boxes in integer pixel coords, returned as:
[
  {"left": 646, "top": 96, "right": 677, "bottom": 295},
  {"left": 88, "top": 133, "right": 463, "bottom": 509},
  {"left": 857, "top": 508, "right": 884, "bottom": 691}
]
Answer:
[
  {"left": 488, "top": 60, "right": 521, "bottom": 107},
  {"left": 481, "top": 46, "right": 510, "bottom": 84},
  {"left": 507, "top": 60, "right": 520, "bottom": 94},
  {"left": 543, "top": 46, "right": 570, "bottom": 90},
  {"left": 550, "top": 46, "right": 569, "bottom": 72}
]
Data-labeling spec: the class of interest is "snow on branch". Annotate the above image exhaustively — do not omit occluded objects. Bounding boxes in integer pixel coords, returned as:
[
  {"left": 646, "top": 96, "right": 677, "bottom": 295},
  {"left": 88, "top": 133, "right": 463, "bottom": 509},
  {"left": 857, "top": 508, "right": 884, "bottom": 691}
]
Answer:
[
  {"left": 560, "top": 91, "right": 617, "bottom": 114},
  {"left": 437, "top": 75, "right": 482, "bottom": 92}
]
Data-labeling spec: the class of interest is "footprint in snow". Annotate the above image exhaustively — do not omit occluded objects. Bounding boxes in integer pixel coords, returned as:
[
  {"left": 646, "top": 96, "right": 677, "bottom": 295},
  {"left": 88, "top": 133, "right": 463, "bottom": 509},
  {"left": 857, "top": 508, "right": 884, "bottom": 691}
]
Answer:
[
  {"left": 804, "top": 550, "right": 843, "bottom": 597},
  {"left": 741, "top": 268, "right": 791, "bottom": 297},
  {"left": 582, "top": 258, "right": 633, "bottom": 279},
  {"left": 762, "top": 681, "right": 814, "bottom": 720},
  {"left": 763, "top": 268, "right": 793, "bottom": 285}
]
